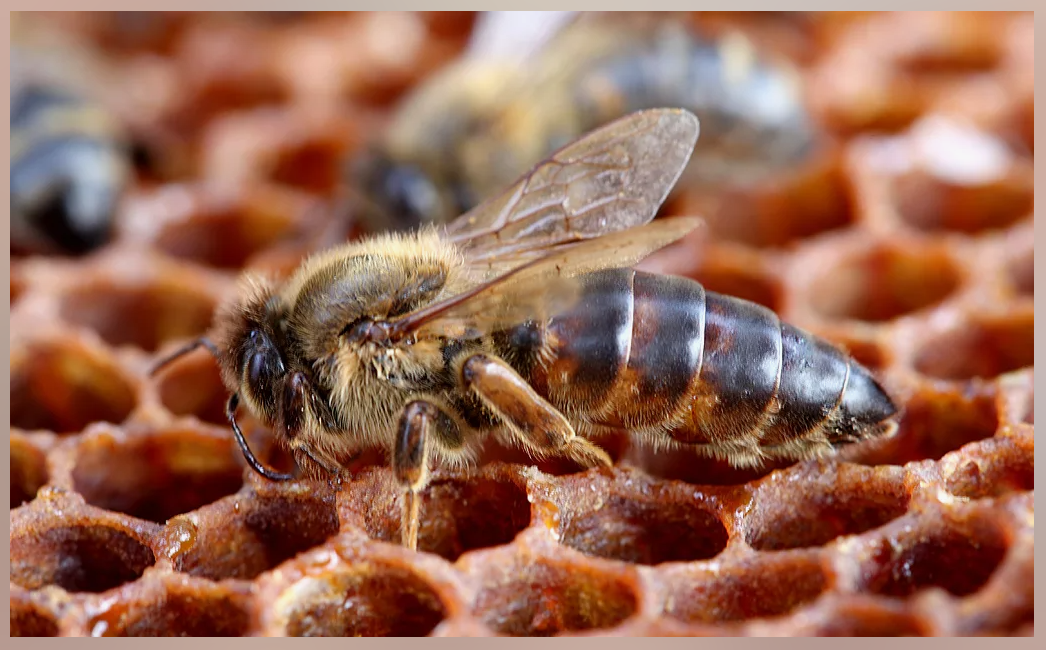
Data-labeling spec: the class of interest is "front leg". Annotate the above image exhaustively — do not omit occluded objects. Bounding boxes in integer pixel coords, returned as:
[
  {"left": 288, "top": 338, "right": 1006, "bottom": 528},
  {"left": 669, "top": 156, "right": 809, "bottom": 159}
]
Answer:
[
  {"left": 393, "top": 400, "right": 438, "bottom": 552},
  {"left": 460, "top": 353, "right": 613, "bottom": 469}
]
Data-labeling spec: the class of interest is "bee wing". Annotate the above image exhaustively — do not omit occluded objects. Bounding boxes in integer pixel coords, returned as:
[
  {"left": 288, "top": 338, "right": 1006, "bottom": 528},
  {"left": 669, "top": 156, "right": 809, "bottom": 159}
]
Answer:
[
  {"left": 441, "top": 108, "right": 700, "bottom": 273},
  {"left": 388, "top": 216, "right": 702, "bottom": 341}
]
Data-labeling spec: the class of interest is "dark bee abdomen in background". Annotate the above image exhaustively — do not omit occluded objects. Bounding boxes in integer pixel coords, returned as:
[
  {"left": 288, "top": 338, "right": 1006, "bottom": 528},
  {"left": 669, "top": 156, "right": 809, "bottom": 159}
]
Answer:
[
  {"left": 506, "top": 268, "right": 896, "bottom": 454},
  {"left": 10, "top": 82, "right": 127, "bottom": 256}
]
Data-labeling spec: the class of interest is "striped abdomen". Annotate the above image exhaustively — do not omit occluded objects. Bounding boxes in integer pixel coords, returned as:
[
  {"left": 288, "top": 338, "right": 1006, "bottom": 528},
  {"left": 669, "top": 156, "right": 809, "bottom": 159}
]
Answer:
[
  {"left": 11, "top": 78, "right": 127, "bottom": 255},
  {"left": 498, "top": 268, "right": 897, "bottom": 464}
]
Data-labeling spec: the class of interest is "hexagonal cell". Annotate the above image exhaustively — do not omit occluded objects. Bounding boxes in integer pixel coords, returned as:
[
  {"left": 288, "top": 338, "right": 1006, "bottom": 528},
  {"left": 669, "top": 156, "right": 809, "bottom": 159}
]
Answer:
[
  {"left": 664, "top": 553, "right": 828, "bottom": 624},
  {"left": 10, "top": 337, "right": 137, "bottom": 434},
  {"left": 10, "top": 593, "right": 60, "bottom": 637},
  {"left": 863, "top": 382, "right": 999, "bottom": 464},
  {"left": 539, "top": 470, "right": 729, "bottom": 566},
  {"left": 892, "top": 170, "right": 1032, "bottom": 235},
  {"left": 693, "top": 254, "right": 782, "bottom": 314},
  {"left": 70, "top": 425, "right": 244, "bottom": 524},
  {"left": 168, "top": 483, "right": 339, "bottom": 581},
  {"left": 806, "top": 241, "right": 962, "bottom": 323},
  {"left": 10, "top": 518, "right": 157, "bottom": 593},
  {"left": 127, "top": 183, "right": 322, "bottom": 270},
  {"left": 744, "top": 463, "right": 910, "bottom": 551},
  {"left": 269, "top": 560, "right": 449, "bottom": 637},
  {"left": 57, "top": 275, "right": 217, "bottom": 353},
  {"left": 11, "top": 433, "right": 49, "bottom": 508},
  {"left": 86, "top": 575, "right": 252, "bottom": 637},
  {"left": 339, "top": 465, "right": 532, "bottom": 562},
  {"left": 559, "top": 495, "right": 727, "bottom": 566},
  {"left": 941, "top": 434, "right": 1033, "bottom": 499},
  {"left": 199, "top": 106, "right": 363, "bottom": 195},
  {"left": 913, "top": 308, "right": 1033, "bottom": 381},
  {"left": 858, "top": 509, "right": 1009, "bottom": 598},
  {"left": 470, "top": 551, "right": 639, "bottom": 636},
  {"left": 830, "top": 333, "right": 890, "bottom": 372},
  {"left": 668, "top": 152, "right": 856, "bottom": 249},
  {"left": 155, "top": 345, "right": 229, "bottom": 426}
]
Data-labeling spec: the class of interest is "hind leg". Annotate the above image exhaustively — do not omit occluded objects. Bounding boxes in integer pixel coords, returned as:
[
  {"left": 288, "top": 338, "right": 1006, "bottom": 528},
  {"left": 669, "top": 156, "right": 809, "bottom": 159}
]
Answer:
[{"left": 459, "top": 353, "right": 613, "bottom": 469}]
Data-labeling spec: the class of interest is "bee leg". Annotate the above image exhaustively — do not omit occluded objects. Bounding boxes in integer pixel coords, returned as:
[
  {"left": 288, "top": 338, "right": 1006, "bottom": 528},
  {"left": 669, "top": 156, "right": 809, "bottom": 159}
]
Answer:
[
  {"left": 460, "top": 353, "right": 613, "bottom": 469},
  {"left": 393, "top": 400, "right": 439, "bottom": 552},
  {"left": 298, "top": 446, "right": 345, "bottom": 489}
]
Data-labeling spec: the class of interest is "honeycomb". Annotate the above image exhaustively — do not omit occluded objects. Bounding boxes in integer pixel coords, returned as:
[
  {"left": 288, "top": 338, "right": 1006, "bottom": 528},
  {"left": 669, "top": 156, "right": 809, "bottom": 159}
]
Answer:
[{"left": 10, "top": 11, "right": 1034, "bottom": 637}]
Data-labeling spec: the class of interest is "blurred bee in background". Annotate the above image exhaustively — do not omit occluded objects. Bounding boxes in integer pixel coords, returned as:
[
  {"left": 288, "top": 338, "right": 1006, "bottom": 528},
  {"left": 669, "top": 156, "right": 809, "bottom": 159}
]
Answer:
[
  {"left": 11, "top": 15, "right": 132, "bottom": 256},
  {"left": 155, "top": 110, "right": 896, "bottom": 551},
  {"left": 347, "top": 11, "right": 820, "bottom": 233}
]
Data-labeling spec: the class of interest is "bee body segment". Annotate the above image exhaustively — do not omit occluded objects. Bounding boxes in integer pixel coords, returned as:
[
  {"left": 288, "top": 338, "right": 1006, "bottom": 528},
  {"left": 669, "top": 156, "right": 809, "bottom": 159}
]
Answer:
[{"left": 497, "top": 269, "right": 897, "bottom": 465}]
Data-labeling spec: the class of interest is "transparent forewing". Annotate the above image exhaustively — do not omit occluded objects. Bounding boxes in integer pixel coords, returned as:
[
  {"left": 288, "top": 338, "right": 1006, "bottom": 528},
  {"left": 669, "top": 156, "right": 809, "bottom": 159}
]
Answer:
[
  {"left": 443, "top": 109, "right": 700, "bottom": 267},
  {"left": 390, "top": 217, "right": 702, "bottom": 341}
]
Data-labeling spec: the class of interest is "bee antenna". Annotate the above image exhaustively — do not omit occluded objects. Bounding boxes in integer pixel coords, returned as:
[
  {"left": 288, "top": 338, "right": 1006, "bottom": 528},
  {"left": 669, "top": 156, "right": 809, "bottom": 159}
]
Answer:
[
  {"left": 226, "top": 393, "right": 296, "bottom": 482},
  {"left": 149, "top": 337, "right": 219, "bottom": 377}
]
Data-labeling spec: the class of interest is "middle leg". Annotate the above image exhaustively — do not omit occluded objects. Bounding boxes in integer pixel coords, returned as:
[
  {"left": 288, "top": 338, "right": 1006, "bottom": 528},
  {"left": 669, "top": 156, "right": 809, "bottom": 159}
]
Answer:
[{"left": 391, "top": 398, "right": 466, "bottom": 551}]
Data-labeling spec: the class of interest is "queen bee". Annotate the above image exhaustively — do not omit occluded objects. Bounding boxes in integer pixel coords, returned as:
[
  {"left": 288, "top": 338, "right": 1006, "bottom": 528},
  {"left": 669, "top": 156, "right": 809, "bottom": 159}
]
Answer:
[{"left": 154, "top": 109, "right": 898, "bottom": 551}]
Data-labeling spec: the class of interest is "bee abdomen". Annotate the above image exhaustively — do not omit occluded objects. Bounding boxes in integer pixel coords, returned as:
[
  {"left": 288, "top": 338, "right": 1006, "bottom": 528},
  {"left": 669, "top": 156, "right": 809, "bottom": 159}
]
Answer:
[
  {"left": 508, "top": 268, "right": 896, "bottom": 459},
  {"left": 11, "top": 81, "right": 126, "bottom": 255}
]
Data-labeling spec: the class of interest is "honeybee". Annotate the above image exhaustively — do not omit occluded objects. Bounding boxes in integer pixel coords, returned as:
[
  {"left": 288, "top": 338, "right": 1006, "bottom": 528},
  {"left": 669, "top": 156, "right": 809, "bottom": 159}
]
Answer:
[
  {"left": 154, "top": 109, "right": 897, "bottom": 552},
  {"left": 348, "top": 12, "right": 819, "bottom": 233},
  {"left": 10, "top": 23, "right": 131, "bottom": 256}
]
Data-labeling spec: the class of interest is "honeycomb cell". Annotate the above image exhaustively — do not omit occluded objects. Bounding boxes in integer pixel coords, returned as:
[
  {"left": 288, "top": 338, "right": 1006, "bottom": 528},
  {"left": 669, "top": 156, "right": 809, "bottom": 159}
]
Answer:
[
  {"left": 693, "top": 253, "right": 782, "bottom": 314},
  {"left": 70, "top": 426, "right": 244, "bottom": 524},
  {"left": 200, "top": 106, "right": 363, "bottom": 195},
  {"left": 664, "top": 553, "right": 828, "bottom": 624},
  {"left": 129, "top": 183, "right": 321, "bottom": 270},
  {"left": 57, "top": 276, "right": 217, "bottom": 353},
  {"left": 831, "top": 334, "right": 890, "bottom": 372},
  {"left": 11, "top": 433, "right": 49, "bottom": 508},
  {"left": 858, "top": 510, "right": 1009, "bottom": 598},
  {"left": 271, "top": 561, "right": 449, "bottom": 637},
  {"left": 555, "top": 490, "right": 728, "bottom": 566},
  {"left": 892, "top": 170, "right": 1032, "bottom": 235},
  {"left": 10, "top": 594, "right": 60, "bottom": 637},
  {"left": 941, "top": 434, "right": 1034, "bottom": 499},
  {"left": 872, "top": 383, "right": 999, "bottom": 464},
  {"left": 155, "top": 346, "right": 229, "bottom": 426},
  {"left": 340, "top": 465, "right": 532, "bottom": 562},
  {"left": 913, "top": 307, "right": 1033, "bottom": 381},
  {"left": 10, "top": 521, "right": 156, "bottom": 593},
  {"left": 86, "top": 577, "right": 252, "bottom": 637},
  {"left": 806, "top": 241, "right": 962, "bottom": 323},
  {"left": 10, "top": 338, "right": 137, "bottom": 434},
  {"left": 745, "top": 464, "right": 910, "bottom": 551},
  {"left": 471, "top": 553, "right": 639, "bottom": 636},
  {"left": 670, "top": 155, "right": 856, "bottom": 249},
  {"left": 170, "top": 485, "right": 339, "bottom": 581}
]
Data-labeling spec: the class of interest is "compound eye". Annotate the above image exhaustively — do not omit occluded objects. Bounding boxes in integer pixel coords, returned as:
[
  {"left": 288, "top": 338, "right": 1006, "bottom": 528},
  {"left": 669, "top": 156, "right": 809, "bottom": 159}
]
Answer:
[
  {"left": 247, "top": 351, "right": 270, "bottom": 389},
  {"left": 246, "top": 347, "right": 283, "bottom": 396}
]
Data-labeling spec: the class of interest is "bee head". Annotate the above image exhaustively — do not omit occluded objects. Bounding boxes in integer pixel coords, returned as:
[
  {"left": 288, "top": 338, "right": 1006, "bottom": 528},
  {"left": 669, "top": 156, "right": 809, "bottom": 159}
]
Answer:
[
  {"left": 207, "top": 275, "right": 293, "bottom": 428},
  {"left": 347, "top": 146, "right": 465, "bottom": 234}
]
